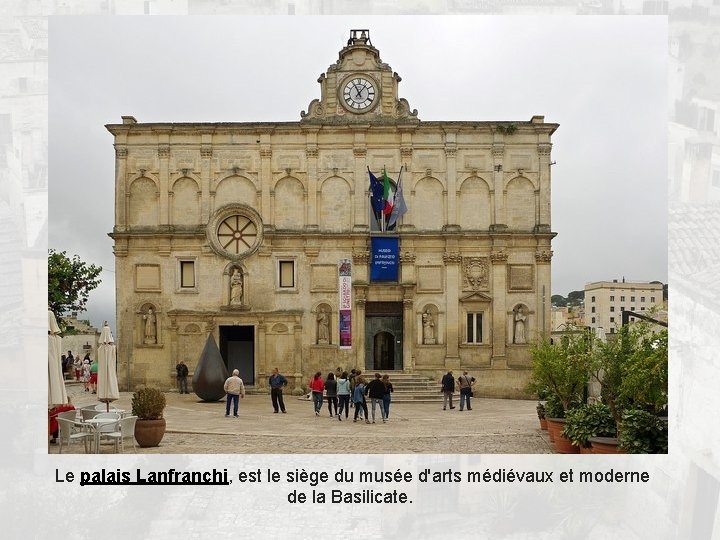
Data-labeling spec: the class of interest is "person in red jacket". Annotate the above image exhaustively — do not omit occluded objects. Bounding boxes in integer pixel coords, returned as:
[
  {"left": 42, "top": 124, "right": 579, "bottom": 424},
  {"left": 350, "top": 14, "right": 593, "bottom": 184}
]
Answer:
[{"left": 309, "top": 371, "right": 324, "bottom": 416}]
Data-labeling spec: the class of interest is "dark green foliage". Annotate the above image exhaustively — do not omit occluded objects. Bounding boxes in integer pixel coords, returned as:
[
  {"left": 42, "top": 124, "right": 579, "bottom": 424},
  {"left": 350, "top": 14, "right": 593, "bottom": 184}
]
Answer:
[
  {"left": 551, "top": 294, "right": 568, "bottom": 307},
  {"left": 567, "top": 290, "right": 585, "bottom": 306},
  {"left": 528, "top": 334, "right": 592, "bottom": 414},
  {"left": 131, "top": 387, "right": 167, "bottom": 420},
  {"left": 536, "top": 402, "right": 546, "bottom": 420},
  {"left": 48, "top": 249, "right": 102, "bottom": 326},
  {"left": 619, "top": 409, "right": 668, "bottom": 454},
  {"left": 562, "top": 403, "right": 617, "bottom": 448}
]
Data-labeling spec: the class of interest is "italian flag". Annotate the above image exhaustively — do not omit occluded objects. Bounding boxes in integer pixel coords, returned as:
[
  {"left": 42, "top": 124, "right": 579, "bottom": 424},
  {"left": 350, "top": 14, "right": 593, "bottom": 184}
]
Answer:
[{"left": 382, "top": 166, "right": 394, "bottom": 216}]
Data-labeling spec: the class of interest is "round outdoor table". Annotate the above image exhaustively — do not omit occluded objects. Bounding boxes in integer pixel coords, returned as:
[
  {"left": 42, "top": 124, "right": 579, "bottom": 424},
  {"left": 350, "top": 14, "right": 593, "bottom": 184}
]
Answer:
[{"left": 83, "top": 417, "right": 119, "bottom": 454}]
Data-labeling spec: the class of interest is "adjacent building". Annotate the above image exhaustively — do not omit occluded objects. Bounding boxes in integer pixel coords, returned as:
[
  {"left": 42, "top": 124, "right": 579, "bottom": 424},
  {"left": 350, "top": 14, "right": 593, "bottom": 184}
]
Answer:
[
  {"left": 107, "top": 30, "right": 558, "bottom": 397},
  {"left": 584, "top": 279, "right": 664, "bottom": 336}
]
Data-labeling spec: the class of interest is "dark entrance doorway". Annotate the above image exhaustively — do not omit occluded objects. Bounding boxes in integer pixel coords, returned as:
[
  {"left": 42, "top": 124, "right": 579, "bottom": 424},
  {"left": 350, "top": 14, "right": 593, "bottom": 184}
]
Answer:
[
  {"left": 219, "top": 325, "right": 254, "bottom": 385},
  {"left": 364, "top": 302, "right": 403, "bottom": 371}
]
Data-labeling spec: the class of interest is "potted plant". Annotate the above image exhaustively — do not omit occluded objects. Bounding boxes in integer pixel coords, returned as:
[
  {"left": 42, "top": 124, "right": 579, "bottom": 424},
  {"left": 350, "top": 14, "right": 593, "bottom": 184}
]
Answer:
[
  {"left": 562, "top": 403, "right": 617, "bottom": 453},
  {"left": 536, "top": 402, "right": 547, "bottom": 430},
  {"left": 132, "top": 387, "right": 167, "bottom": 447},
  {"left": 618, "top": 409, "right": 668, "bottom": 454},
  {"left": 528, "top": 334, "right": 591, "bottom": 453},
  {"left": 588, "top": 323, "right": 668, "bottom": 453}
]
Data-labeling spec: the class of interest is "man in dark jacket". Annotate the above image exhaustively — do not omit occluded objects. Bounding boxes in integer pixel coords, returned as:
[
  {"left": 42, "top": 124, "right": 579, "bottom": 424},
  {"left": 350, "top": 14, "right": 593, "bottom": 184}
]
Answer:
[
  {"left": 176, "top": 360, "right": 189, "bottom": 394},
  {"left": 269, "top": 367, "right": 288, "bottom": 413},
  {"left": 441, "top": 371, "right": 456, "bottom": 410},
  {"left": 365, "top": 372, "right": 387, "bottom": 423}
]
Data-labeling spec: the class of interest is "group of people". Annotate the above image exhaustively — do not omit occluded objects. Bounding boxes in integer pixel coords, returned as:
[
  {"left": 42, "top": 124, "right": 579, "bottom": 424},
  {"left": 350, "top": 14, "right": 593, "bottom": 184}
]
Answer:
[
  {"left": 60, "top": 350, "right": 97, "bottom": 393},
  {"left": 216, "top": 365, "right": 476, "bottom": 420},
  {"left": 440, "top": 370, "right": 476, "bottom": 411},
  {"left": 309, "top": 369, "right": 393, "bottom": 423}
]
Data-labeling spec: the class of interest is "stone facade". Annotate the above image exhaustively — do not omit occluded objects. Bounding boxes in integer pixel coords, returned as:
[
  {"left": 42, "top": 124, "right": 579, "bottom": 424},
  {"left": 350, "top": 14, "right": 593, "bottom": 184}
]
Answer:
[{"left": 107, "top": 30, "right": 557, "bottom": 397}]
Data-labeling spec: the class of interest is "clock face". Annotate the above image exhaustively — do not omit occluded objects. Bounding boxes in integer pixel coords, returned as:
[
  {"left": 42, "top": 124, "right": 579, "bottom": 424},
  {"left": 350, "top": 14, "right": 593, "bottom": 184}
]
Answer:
[
  {"left": 217, "top": 215, "right": 258, "bottom": 255},
  {"left": 342, "top": 77, "right": 376, "bottom": 111}
]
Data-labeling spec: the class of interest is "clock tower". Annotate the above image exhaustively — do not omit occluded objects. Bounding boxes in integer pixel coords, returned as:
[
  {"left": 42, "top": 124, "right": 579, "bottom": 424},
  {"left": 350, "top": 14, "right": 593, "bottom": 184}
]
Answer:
[{"left": 301, "top": 29, "right": 419, "bottom": 123}]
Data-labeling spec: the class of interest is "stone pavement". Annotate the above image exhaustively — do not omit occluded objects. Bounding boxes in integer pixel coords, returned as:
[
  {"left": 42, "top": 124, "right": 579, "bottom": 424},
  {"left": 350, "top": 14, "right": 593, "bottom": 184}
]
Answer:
[{"left": 50, "top": 382, "right": 554, "bottom": 454}]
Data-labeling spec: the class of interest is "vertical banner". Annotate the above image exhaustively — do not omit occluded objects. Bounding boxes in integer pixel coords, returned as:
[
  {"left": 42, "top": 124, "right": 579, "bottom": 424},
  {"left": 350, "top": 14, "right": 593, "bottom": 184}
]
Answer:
[
  {"left": 370, "top": 236, "right": 399, "bottom": 282},
  {"left": 338, "top": 259, "right": 352, "bottom": 349}
]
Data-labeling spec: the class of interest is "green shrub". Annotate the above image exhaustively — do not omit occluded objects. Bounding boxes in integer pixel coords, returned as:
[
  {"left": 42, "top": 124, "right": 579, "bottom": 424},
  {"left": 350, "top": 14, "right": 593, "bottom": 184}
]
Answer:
[
  {"left": 544, "top": 393, "right": 566, "bottom": 419},
  {"left": 528, "top": 335, "right": 592, "bottom": 414},
  {"left": 562, "top": 403, "right": 616, "bottom": 448},
  {"left": 618, "top": 409, "right": 668, "bottom": 454},
  {"left": 131, "top": 387, "right": 166, "bottom": 420},
  {"left": 536, "top": 402, "right": 546, "bottom": 420}
]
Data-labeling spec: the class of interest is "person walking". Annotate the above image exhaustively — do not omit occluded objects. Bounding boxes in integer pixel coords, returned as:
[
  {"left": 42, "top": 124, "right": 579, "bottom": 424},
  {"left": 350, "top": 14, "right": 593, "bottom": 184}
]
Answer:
[
  {"left": 325, "top": 372, "right": 338, "bottom": 417},
  {"left": 365, "top": 373, "right": 387, "bottom": 424},
  {"left": 223, "top": 369, "right": 245, "bottom": 417},
  {"left": 81, "top": 357, "right": 91, "bottom": 392},
  {"left": 89, "top": 358, "right": 98, "bottom": 394},
  {"left": 381, "top": 374, "right": 393, "bottom": 419},
  {"left": 268, "top": 367, "right": 288, "bottom": 413},
  {"left": 458, "top": 370, "right": 476, "bottom": 411},
  {"left": 336, "top": 371, "right": 351, "bottom": 421},
  {"left": 176, "top": 360, "right": 189, "bottom": 394},
  {"left": 441, "top": 370, "right": 456, "bottom": 411},
  {"left": 353, "top": 376, "right": 370, "bottom": 424},
  {"left": 309, "top": 371, "right": 325, "bottom": 416},
  {"left": 73, "top": 355, "right": 83, "bottom": 382}
]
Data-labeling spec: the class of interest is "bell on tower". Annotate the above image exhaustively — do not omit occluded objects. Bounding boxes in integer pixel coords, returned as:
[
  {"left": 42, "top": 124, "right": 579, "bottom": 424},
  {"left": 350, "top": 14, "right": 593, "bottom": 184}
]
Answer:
[{"left": 348, "top": 29, "right": 371, "bottom": 46}]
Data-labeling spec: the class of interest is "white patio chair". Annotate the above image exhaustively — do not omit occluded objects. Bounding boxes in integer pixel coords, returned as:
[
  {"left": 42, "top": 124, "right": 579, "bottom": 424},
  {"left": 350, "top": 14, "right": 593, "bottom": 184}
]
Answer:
[
  {"left": 57, "top": 418, "right": 92, "bottom": 454},
  {"left": 81, "top": 408, "right": 100, "bottom": 421},
  {"left": 91, "top": 413, "right": 120, "bottom": 453},
  {"left": 101, "top": 415, "right": 138, "bottom": 453},
  {"left": 56, "top": 410, "right": 78, "bottom": 422}
]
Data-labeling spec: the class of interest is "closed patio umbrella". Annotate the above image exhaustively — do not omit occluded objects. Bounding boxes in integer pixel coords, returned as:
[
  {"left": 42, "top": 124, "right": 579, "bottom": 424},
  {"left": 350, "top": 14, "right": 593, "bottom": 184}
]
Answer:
[
  {"left": 97, "top": 322, "right": 119, "bottom": 412},
  {"left": 48, "top": 309, "right": 68, "bottom": 406}
]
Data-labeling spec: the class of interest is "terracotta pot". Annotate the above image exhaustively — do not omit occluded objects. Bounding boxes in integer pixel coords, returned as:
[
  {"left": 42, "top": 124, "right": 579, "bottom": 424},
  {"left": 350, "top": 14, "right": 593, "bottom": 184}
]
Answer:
[
  {"left": 545, "top": 417, "right": 562, "bottom": 443},
  {"left": 589, "top": 436, "right": 624, "bottom": 454},
  {"left": 539, "top": 418, "right": 548, "bottom": 430},
  {"left": 134, "top": 418, "right": 166, "bottom": 448},
  {"left": 579, "top": 445, "right": 593, "bottom": 454},
  {"left": 546, "top": 418, "right": 579, "bottom": 453}
]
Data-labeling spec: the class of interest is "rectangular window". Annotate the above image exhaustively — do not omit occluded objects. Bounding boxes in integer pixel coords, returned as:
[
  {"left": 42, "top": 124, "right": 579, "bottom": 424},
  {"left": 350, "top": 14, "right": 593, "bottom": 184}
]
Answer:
[
  {"left": 620, "top": 295, "right": 625, "bottom": 302},
  {"left": 610, "top": 295, "right": 615, "bottom": 301},
  {"left": 610, "top": 306, "right": 615, "bottom": 312},
  {"left": 631, "top": 296, "right": 636, "bottom": 302},
  {"left": 591, "top": 306, "right": 595, "bottom": 313},
  {"left": 631, "top": 306, "right": 635, "bottom": 311},
  {"left": 651, "top": 296, "right": 656, "bottom": 303},
  {"left": 610, "top": 327, "right": 615, "bottom": 334},
  {"left": 180, "top": 261, "right": 195, "bottom": 288},
  {"left": 641, "top": 296, "right": 646, "bottom": 302},
  {"left": 621, "top": 306, "right": 625, "bottom": 312},
  {"left": 610, "top": 317, "right": 615, "bottom": 323},
  {"left": 466, "top": 313, "right": 483, "bottom": 344},
  {"left": 591, "top": 296, "right": 595, "bottom": 303},
  {"left": 591, "top": 317, "right": 596, "bottom": 324},
  {"left": 279, "top": 261, "right": 295, "bottom": 288}
]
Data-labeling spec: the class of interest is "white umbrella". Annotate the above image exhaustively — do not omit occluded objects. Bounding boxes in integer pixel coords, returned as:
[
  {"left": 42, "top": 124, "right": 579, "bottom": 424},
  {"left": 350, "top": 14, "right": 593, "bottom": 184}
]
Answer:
[
  {"left": 48, "top": 309, "right": 68, "bottom": 406},
  {"left": 97, "top": 322, "right": 119, "bottom": 411}
]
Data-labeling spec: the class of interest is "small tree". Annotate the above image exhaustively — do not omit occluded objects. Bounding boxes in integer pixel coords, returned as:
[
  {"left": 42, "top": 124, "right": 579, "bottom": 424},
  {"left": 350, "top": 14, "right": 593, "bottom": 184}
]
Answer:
[
  {"left": 528, "top": 332, "right": 592, "bottom": 415},
  {"left": 48, "top": 249, "right": 102, "bottom": 325}
]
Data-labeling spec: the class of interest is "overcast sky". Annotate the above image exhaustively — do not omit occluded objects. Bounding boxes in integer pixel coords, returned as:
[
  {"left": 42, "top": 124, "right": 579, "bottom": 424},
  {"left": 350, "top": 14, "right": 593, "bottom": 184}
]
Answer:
[{"left": 49, "top": 15, "right": 667, "bottom": 331}]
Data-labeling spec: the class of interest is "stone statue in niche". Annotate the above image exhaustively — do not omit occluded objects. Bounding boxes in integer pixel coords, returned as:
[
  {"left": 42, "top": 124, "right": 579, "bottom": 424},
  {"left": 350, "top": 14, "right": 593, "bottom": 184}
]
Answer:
[
  {"left": 513, "top": 306, "right": 527, "bottom": 344},
  {"left": 317, "top": 308, "right": 329, "bottom": 345},
  {"left": 143, "top": 307, "right": 157, "bottom": 345},
  {"left": 230, "top": 269, "right": 243, "bottom": 306},
  {"left": 422, "top": 310, "right": 436, "bottom": 345}
]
